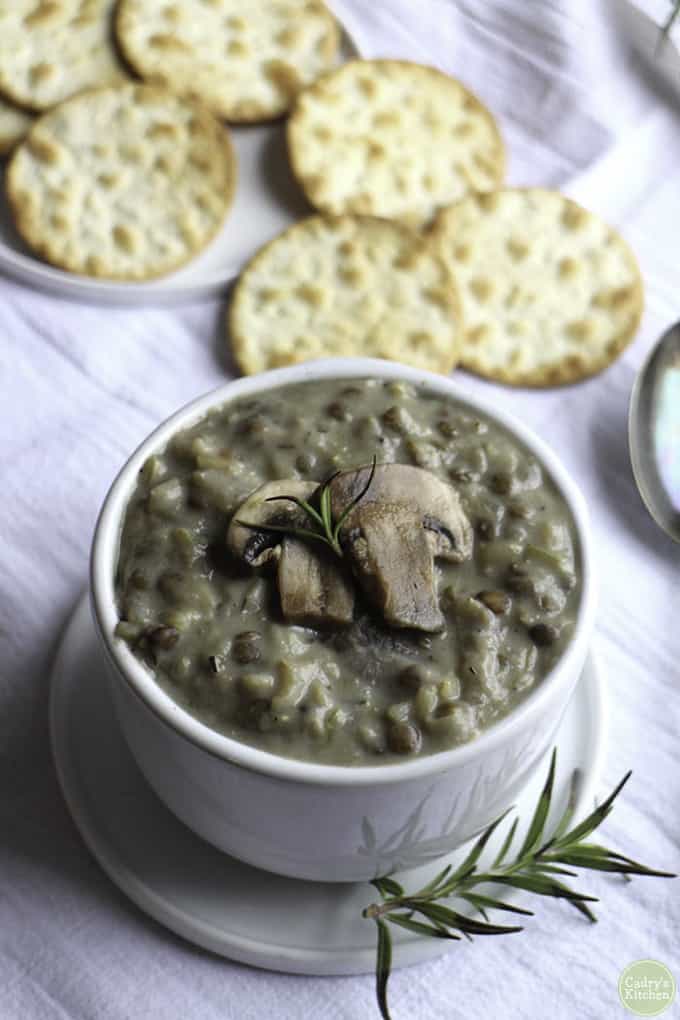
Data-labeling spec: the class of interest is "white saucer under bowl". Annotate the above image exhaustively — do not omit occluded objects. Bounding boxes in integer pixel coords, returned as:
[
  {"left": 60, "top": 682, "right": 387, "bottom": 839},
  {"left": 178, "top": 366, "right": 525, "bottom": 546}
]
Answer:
[{"left": 50, "top": 592, "right": 607, "bottom": 977}]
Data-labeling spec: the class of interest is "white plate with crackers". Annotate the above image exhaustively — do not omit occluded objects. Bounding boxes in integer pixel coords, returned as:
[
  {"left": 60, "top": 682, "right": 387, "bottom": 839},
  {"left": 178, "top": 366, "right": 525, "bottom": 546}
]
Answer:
[{"left": 0, "top": 6, "right": 365, "bottom": 307}]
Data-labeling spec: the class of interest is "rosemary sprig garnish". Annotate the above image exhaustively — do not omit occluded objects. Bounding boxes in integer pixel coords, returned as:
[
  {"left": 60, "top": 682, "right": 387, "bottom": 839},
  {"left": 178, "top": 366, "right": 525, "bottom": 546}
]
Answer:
[
  {"left": 363, "top": 749, "right": 676, "bottom": 1020},
  {"left": 237, "top": 456, "right": 377, "bottom": 558}
]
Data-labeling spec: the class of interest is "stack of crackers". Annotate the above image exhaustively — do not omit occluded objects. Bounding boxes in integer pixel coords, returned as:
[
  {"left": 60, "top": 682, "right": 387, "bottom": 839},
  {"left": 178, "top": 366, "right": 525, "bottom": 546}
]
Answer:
[
  {"left": 0, "top": 1, "right": 643, "bottom": 387},
  {"left": 232, "top": 56, "right": 643, "bottom": 387}
]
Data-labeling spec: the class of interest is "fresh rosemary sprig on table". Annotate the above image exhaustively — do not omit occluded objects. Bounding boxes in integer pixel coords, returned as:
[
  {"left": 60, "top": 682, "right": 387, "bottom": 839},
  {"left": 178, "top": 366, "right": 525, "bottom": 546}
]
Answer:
[
  {"left": 237, "top": 456, "right": 377, "bottom": 558},
  {"left": 363, "top": 749, "right": 676, "bottom": 1020}
]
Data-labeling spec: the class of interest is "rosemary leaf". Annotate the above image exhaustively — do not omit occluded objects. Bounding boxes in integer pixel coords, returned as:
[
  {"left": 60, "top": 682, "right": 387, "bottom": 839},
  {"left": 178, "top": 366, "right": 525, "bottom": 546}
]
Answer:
[
  {"left": 557, "top": 842, "right": 617, "bottom": 857},
  {"left": 333, "top": 456, "right": 378, "bottom": 539},
  {"left": 264, "top": 495, "right": 325, "bottom": 528},
  {"left": 549, "top": 771, "right": 632, "bottom": 848},
  {"left": 386, "top": 915, "right": 462, "bottom": 940},
  {"left": 526, "top": 863, "right": 579, "bottom": 878},
  {"left": 373, "top": 877, "right": 405, "bottom": 899},
  {"left": 559, "top": 895, "right": 599, "bottom": 923},
  {"left": 414, "top": 902, "right": 523, "bottom": 937},
  {"left": 518, "top": 748, "right": 556, "bottom": 857},
  {"left": 375, "top": 920, "right": 393, "bottom": 1020},
  {"left": 444, "top": 809, "right": 512, "bottom": 887},
  {"left": 491, "top": 873, "right": 598, "bottom": 903},
  {"left": 492, "top": 816, "right": 519, "bottom": 868},
  {"left": 319, "top": 483, "right": 333, "bottom": 537},
  {"left": 415, "top": 864, "right": 452, "bottom": 898},
  {"left": 235, "top": 520, "right": 333, "bottom": 549},
  {"left": 557, "top": 843, "right": 674, "bottom": 874},
  {"left": 547, "top": 853, "right": 675, "bottom": 877},
  {"left": 548, "top": 769, "right": 582, "bottom": 845},
  {"left": 459, "top": 893, "right": 534, "bottom": 917}
]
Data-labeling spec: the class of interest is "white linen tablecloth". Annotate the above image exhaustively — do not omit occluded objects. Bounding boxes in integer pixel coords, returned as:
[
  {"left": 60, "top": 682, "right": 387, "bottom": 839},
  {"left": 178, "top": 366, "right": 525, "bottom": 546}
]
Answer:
[{"left": 1, "top": 2, "right": 679, "bottom": 1018}]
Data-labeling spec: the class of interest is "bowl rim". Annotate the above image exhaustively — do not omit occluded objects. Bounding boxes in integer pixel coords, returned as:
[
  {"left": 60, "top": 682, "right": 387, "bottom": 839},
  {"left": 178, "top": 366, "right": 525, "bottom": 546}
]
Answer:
[{"left": 91, "top": 357, "right": 596, "bottom": 787}]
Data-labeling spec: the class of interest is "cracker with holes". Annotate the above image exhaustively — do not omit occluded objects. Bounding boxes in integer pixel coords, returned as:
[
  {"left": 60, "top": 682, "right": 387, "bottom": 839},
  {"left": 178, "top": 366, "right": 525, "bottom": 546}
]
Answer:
[
  {"left": 6, "top": 84, "right": 237, "bottom": 280},
  {"left": 229, "top": 214, "right": 462, "bottom": 375},
  {"left": 0, "top": 1, "right": 128, "bottom": 112},
  {"left": 431, "top": 189, "right": 643, "bottom": 386},
  {"left": 287, "top": 59, "right": 504, "bottom": 227},
  {"left": 116, "top": 0, "right": 339, "bottom": 123},
  {"left": 0, "top": 96, "right": 33, "bottom": 156}
]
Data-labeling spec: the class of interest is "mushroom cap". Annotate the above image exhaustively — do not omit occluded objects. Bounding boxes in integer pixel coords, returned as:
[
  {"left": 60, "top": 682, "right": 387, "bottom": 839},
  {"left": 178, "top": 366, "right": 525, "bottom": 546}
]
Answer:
[
  {"left": 227, "top": 480, "right": 317, "bottom": 567},
  {"left": 328, "top": 463, "right": 473, "bottom": 562}
]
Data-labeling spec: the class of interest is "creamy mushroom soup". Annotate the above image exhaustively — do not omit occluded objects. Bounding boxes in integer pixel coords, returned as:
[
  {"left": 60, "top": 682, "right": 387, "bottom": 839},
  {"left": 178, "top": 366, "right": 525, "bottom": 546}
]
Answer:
[{"left": 114, "top": 378, "right": 581, "bottom": 764}]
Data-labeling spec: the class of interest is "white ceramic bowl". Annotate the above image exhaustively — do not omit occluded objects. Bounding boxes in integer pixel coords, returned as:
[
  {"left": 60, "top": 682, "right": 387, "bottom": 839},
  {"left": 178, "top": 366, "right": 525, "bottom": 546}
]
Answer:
[{"left": 91, "top": 358, "right": 596, "bottom": 882}]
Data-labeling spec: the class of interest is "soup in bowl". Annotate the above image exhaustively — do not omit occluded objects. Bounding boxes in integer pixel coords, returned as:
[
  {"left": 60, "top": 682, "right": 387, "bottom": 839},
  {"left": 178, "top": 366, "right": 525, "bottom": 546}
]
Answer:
[{"left": 91, "top": 358, "right": 595, "bottom": 881}]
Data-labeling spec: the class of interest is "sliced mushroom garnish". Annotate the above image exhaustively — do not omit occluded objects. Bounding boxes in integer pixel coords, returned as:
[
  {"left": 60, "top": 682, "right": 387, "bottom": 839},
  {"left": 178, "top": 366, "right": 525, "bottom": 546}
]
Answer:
[
  {"left": 345, "top": 501, "right": 445, "bottom": 632},
  {"left": 228, "top": 480, "right": 354, "bottom": 627},
  {"left": 278, "top": 537, "right": 354, "bottom": 627},
  {"left": 227, "top": 480, "right": 317, "bottom": 567},
  {"left": 328, "top": 463, "right": 473, "bottom": 563},
  {"left": 228, "top": 464, "right": 471, "bottom": 633}
]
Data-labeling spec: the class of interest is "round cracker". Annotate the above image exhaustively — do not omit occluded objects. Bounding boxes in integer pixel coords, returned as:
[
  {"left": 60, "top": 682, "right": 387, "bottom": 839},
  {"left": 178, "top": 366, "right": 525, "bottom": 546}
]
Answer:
[
  {"left": 0, "top": 1, "right": 128, "bottom": 113},
  {"left": 287, "top": 59, "right": 505, "bottom": 227},
  {"left": 115, "top": 0, "right": 340, "bottom": 123},
  {"left": 6, "top": 84, "right": 237, "bottom": 281},
  {"left": 431, "top": 189, "right": 644, "bottom": 387},
  {"left": 0, "top": 96, "right": 33, "bottom": 157},
  {"left": 229, "top": 214, "right": 463, "bottom": 376}
]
